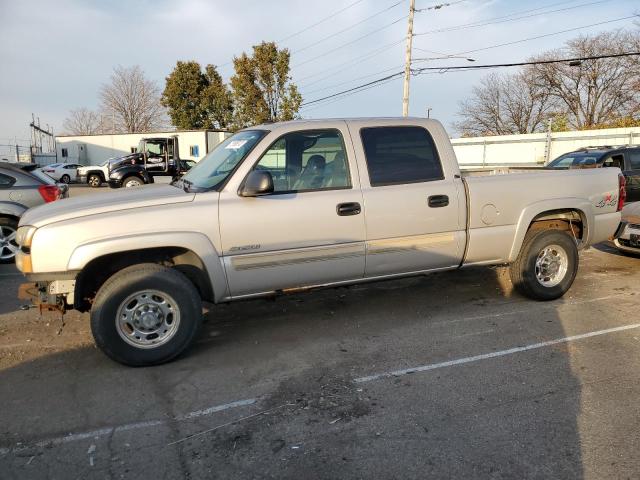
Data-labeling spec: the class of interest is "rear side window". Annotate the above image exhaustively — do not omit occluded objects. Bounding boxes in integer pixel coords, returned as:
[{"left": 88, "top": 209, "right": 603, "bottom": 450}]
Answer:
[
  {"left": 629, "top": 151, "right": 640, "bottom": 170},
  {"left": 0, "top": 172, "right": 15, "bottom": 188},
  {"left": 360, "top": 126, "right": 443, "bottom": 186}
]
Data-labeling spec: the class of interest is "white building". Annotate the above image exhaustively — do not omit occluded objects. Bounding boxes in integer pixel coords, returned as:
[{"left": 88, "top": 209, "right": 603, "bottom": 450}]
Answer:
[{"left": 55, "top": 129, "right": 230, "bottom": 166}]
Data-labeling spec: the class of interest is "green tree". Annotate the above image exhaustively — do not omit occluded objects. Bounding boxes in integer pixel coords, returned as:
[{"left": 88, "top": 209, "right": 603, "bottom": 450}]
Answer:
[
  {"left": 230, "top": 41, "right": 302, "bottom": 129},
  {"left": 201, "top": 65, "right": 233, "bottom": 129},
  {"left": 162, "top": 61, "right": 207, "bottom": 129},
  {"left": 162, "top": 61, "right": 232, "bottom": 130}
]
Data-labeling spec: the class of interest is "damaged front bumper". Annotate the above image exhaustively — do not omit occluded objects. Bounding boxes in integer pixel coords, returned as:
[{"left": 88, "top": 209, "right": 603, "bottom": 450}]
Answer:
[{"left": 18, "top": 279, "right": 76, "bottom": 314}]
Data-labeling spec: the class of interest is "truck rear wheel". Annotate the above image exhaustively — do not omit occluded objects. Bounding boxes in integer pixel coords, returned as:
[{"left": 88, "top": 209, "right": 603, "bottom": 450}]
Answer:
[
  {"left": 90, "top": 264, "right": 202, "bottom": 366},
  {"left": 509, "top": 229, "right": 578, "bottom": 301}
]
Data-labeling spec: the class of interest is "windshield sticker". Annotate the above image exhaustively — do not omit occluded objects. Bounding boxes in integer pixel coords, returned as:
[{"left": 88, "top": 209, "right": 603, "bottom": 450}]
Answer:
[{"left": 225, "top": 140, "right": 248, "bottom": 150}]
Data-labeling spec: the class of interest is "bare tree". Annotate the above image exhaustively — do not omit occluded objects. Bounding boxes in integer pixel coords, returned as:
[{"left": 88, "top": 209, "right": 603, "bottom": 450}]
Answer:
[
  {"left": 454, "top": 70, "right": 554, "bottom": 136},
  {"left": 531, "top": 31, "right": 640, "bottom": 129},
  {"left": 62, "top": 107, "right": 101, "bottom": 135},
  {"left": 99, "top": 65, "right": 166, "bottom": 133}
]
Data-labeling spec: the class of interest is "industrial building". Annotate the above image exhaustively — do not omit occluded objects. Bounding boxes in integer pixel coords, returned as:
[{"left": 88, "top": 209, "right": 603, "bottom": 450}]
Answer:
[{"left": 55, "top": 129, "right": 230, "bottom": 166}]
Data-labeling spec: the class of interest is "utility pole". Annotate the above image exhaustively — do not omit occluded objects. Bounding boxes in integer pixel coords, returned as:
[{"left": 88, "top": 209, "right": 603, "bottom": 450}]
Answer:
[{"left": 402, "top": 0, "right": 415, "bottom": 117}]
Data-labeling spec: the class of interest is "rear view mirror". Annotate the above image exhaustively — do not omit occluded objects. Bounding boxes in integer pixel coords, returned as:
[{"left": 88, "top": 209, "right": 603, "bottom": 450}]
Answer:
[{"left": 240, "top": 170, "right": 274, "bottom": 197}]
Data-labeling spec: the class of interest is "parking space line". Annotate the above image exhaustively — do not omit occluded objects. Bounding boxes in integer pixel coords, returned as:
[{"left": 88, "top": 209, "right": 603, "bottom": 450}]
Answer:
[{"left": 354, "top": 322, "right": 640, "bottom": 383}]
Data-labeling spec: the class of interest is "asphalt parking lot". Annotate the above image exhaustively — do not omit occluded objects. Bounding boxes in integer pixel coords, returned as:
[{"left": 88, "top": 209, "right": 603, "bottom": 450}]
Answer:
[{"left": 1, "top": 186, "right": 639, "bottom": 479}]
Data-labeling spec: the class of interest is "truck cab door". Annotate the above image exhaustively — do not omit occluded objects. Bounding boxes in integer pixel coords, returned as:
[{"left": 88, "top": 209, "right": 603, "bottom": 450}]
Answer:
[
  {"left": 144, "top": 140, "right": 168, "bottom": 174},
  {"left": 348, "top": 120, "right": 466, "bottom": 277},
  {"left": 218, "top": 124, "right": 366, "bottom": 298}
]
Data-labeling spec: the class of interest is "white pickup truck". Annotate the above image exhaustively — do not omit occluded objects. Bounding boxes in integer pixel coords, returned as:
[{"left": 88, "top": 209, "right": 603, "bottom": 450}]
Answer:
[{"left": 15, "top": 118, "right": 625, "bottom": 366}]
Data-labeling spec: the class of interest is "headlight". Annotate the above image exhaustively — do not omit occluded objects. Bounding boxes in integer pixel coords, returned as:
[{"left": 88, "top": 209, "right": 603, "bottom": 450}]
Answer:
[{"left": 16, "top": 225, "right": 37, "bottom": 248}]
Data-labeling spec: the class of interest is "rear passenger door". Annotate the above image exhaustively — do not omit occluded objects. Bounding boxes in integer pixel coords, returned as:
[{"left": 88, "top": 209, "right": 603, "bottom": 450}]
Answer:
[
  {"left": 348, "top": 121, "right": 466, "bottom": 277},
  {"left": 625, "top": 149, "right": 640, "bottom": 203}
]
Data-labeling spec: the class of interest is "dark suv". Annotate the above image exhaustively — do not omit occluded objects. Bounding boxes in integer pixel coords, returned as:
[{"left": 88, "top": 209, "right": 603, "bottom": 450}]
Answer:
[{"left": 547, "top": 146, "right": 640, "bottom": 203}]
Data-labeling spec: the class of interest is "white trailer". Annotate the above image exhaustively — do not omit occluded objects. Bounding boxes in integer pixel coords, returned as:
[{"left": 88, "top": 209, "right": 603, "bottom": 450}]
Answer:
[{"left": 55, "top": 130, "right": 230, "bottom": 166}]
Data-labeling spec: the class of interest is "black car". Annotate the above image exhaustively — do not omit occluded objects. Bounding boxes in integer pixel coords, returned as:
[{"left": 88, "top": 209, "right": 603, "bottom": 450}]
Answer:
[{"left": 547, "top": 146, "right": 640, "bottom": 203}]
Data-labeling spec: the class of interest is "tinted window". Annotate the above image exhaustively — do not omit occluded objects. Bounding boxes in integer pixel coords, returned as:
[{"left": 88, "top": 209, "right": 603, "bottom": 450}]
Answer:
[
  {"left": 629, "top": 151, "right": 640, "bottom": 170},
  {"left": 254, "top": 129, "right": 350, "bottom": 193},
  {"left": 360, "top": 126, "right": 443, "bottom": 186},
  {"left": 0, "top": 173, "right": 15, "bottom": 188}
]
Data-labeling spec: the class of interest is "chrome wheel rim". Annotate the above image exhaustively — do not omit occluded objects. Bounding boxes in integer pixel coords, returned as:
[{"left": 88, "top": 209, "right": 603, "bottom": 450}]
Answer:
[
  {"left": 0, "top": 225, "right": 18, "bottom": 260},
  {"left": 125, "top": 179, "right": 141, "bottom": 188},
  {"left": 116, "top": 290, "right": 180, "bottom": 349},
  {"left": 89, "top": 176, "right": 100, "bottom": 186},
  {"left": 535, "top": 244, "right": 569, "bottom": 287}
]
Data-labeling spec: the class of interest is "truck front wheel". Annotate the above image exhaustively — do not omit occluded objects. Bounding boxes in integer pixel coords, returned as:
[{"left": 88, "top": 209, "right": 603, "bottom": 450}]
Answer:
[
  {"left": 88, "top": 174, "right": 102, "bottom": 187},
  {"left": 123, "top": 176, "right": 143, "bottom": 188},
  {"left": 90, "top": 264, "right": 202, "bottom": 366},
  {"left": 509, "top": 229, "right": 578, "bottom": 301}
]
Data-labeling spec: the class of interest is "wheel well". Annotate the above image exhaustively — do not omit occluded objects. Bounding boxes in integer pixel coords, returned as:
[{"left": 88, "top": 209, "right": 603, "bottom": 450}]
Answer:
[
  {"left": 74, "top": 247, "right": 213, "bottom": 312},
  {"left": 0, "top": 213, "right": 20, "bottom": 224},
  {"left": 527, "top": 209, "right": 586, "bottom": 244}
]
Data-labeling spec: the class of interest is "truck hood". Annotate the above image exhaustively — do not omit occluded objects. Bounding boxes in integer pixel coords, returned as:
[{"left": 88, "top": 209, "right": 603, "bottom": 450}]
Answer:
[{"left": 20, "top": 184, "right": 195, "bottom": 228}]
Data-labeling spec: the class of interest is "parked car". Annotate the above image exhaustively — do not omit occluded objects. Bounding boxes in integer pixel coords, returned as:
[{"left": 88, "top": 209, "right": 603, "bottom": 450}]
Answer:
[
  {"left": 547, "top": 146, "right": 640, "bottom": 203},
  {"left": 107, "top": 136, "right": 184, "bottom": 188},
  {"left": 40, "top": 162, "right": 82, "bottom": 183},
  {"left": 0, "top": 164, "right": 68, "bottom": 263},
  {"left": 15, "top": 118, "right": 623, "bottom": 366},
  {"left": 77, "top": 161, "right": 110, "bottom": 188},
  {"left": 613, "top": 201, "right": 640, "bottom": 255}
]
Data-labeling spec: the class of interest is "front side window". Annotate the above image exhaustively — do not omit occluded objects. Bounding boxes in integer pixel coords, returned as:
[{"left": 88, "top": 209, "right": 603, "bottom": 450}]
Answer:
[
  {"left": 360, "top": 126, "right": 444, "bottom": 186},
  {"left": 253, "top": 129, "right": 350, "bottom": 193},
  {"left": 629, "top": 151, "right": 640, "bottom": 170},
  {"left": 180, "top": 130, "right": 267, "bottom": 191}
]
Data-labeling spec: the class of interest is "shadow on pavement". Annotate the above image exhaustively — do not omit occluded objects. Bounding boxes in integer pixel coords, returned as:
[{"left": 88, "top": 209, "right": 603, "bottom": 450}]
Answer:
[{"left": 0, "top": 267, "right": 585, "bottom": 479}]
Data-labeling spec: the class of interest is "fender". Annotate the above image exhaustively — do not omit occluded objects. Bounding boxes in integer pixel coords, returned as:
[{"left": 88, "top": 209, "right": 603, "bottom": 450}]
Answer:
[
  {"left": 0, "top": 201, "right": 27, "bottom": 218},
  {"left": 67, "top": 231, "right": 230, "bottom": 302},
  {"left": 110, "top": 165, "right": 153, "bottom": 184},
  {"left": 508, "top": 198, "right": 593, "bottom": 262}
]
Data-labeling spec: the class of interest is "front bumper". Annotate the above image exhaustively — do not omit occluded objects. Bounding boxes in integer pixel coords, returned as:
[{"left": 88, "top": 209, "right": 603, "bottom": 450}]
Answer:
[{"left": 107, "top": 178, "right": 122, "bottom": 188}]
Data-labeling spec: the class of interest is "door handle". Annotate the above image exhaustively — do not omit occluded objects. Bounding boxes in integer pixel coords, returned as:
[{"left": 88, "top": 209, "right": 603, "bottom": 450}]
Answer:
[
  {"left": 336, "top": 202, "right": 361, "bottom": 216},
  {"left": 428, "top": 195, "right": 449, "bottom": 208}
]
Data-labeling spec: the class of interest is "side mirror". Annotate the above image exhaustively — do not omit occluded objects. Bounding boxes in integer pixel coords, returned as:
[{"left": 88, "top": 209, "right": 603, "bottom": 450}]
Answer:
[{"left": 240, "top": 170, "right": 274, "bottom": 197}]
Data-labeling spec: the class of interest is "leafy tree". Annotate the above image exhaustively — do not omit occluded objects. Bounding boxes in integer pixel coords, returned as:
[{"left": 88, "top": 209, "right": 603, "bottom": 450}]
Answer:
[
  {"left": 230, "top": 42, "right": 302, "bottom": 129},
  {"left": 201, "top": 65, "right": 233, "bottom": 129},
  {"left": 162, "top": 61, "right": 208, "bottom": 129},
  {"left": 162, "top": 61, "right": 233, "bottom": 130}
]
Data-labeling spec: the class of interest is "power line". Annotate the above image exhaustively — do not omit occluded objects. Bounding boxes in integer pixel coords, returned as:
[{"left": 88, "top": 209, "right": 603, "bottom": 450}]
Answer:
[
  {"left": 412, "top": 51, "right": 640, "bottom": 73},
  {"left": 293, "top": 15, "right": 407, "bottom": 68},
  {"left": 291, "top": 0, "right": 404, "bottom": 55},
  {"left": 303, "top": 65, "right": 405, "bottom": 95},
  {"left": 278, "top": 0, "right": 367, "bottom": 43},
  {"left": 296, "top": 38, "right": 405, "bottom": 85},
  {"left": 301, "top": 51, "right": 640, "bottom": 108},
  {"left": 413, "top": 14, "right": 639, "bottom": 61},
  {"left": 415, "top": 0, "right": 614, "bottom": 35},
  {"left": 415, "top": 0, "right": 467, "bottom": 12}
]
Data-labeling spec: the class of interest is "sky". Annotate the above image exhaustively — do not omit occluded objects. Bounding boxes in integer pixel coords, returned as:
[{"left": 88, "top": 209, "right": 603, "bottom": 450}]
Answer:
[{"left": 0, "top": 0, "right": 637, "bottom": 145}]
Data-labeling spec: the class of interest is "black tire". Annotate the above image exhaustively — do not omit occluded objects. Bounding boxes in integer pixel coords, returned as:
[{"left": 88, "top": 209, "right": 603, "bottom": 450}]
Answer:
[
  {"left": 60, "top": 174, "right": 71, "bottom": 184},
  {"left": 90, "top": 264, "right": 202, "bottom": 366},
  {"left": 122, "top": 176, "right": 143, "bottom": 188},
  {"left": 509, "top": 229, "right": 579, "bottom": 301},
  {"left": 88, "top": 174, "right": 102, "bottom": 188},
  {"left": 0, "top": 217, "right": 19, "bottom": 264}
]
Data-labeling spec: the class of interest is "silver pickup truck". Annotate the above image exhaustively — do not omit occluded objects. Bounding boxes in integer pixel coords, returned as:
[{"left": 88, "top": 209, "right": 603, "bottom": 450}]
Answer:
[{"left": 15, "top": 118, "right": 625, "bottom": 366}]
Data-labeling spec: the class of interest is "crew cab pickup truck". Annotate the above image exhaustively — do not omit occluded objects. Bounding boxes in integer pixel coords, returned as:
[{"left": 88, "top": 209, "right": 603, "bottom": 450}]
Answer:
[{"left": 15, "top": 118, "right": 625, "bottom": 366}]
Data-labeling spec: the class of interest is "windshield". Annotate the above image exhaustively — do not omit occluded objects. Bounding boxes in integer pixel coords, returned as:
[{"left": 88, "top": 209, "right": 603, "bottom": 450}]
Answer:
[
  {"left": 179, "top": 130, "right": 267, "bottom": 191},
  {"left": 548, "top": 152, "right": 603, "bottom": 168}
]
